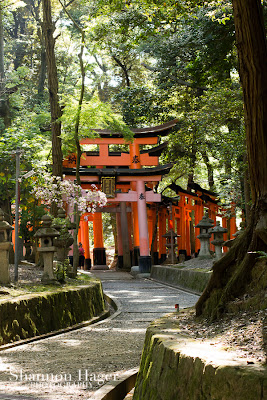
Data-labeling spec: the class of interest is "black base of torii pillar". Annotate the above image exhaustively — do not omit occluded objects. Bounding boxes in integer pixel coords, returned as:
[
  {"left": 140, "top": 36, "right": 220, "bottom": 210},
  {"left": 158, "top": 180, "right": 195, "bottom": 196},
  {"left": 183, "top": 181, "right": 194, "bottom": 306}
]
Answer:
[
  {"left": 91, "top": 247, "right": 109, "bottom": 270},
  {"left": 139, "top": 256, "right": 152, "bottom": 273}
]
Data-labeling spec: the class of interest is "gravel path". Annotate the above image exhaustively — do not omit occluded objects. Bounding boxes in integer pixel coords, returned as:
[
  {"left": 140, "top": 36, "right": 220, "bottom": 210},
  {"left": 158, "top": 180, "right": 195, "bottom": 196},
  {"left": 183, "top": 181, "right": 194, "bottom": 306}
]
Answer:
[{"left": 0, "top": 271, "right": 199, "bottom": 400}]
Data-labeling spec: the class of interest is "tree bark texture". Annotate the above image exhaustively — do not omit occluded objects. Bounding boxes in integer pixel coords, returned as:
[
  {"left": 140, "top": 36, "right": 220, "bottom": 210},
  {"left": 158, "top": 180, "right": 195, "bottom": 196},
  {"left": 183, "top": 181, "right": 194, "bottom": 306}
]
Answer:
[
  {"left": 151, "top": 205, "right": 159, "bottom": 265},
  {"left": 112, "top": 55, "right": 131, "bottom": 87},
  {"left": 201, "top": 150, "right": 215, "bottom": 190},
  {"left": 42, "top": 0, "right": 63, "bottom": 178},
  {"left": 233, "top": 0, "right": 267, "bottom": 206},
  {"left": 37, "top": 30, "right": 46, "bottom": 101},
  {"left": 242, "top": 153, "right": 252, "bottom": 225},
  {"left": 196, "top": 0, "right": 267, "bottom": 318}
]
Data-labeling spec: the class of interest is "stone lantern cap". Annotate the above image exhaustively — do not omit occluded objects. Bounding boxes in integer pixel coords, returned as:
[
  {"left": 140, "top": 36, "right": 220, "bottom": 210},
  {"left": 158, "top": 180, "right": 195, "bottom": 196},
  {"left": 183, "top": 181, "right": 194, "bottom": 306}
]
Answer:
[
  {"left": 34, "top": 215, "right": 60, "bottom": 238},
  {"left": 57, "top": 208, "right": 66, "bottom": 219},
  {"left": 211, "top": 221, "right": 228, "bottom": 246},
  {"left": 209, "top": 221, "right": 228, "bottom": 234},
  {"left": 195, "top": 213, "right": 214, "bottom": 229},
  {"left": 0, "top": 208, "right": 14, "bottom": 240},
  {"left": 52, "top": 207, "right": 74, "bottom": 230},
  {"left": 163, "top": 230, "right": 180, "bottom": 238}
]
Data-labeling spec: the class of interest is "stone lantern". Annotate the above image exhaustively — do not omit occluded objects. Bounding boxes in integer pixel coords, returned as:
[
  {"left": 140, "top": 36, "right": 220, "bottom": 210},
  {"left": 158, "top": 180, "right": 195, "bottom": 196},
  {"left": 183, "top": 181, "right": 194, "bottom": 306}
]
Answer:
[
  {"left": 53, "top": 208, "right": 75, "bottom": 278},
  {"left": 210, "top": 221, "right": 228, "bottom": 260},
  {"left": 0, "top": 208, "right": 13, "bottom": 284},
  {"left": 53, "top": 208, "right": 74, "bottom": 263},
  {"left": 34, "top": 215, "right": 60, "bottom": 282},
  {"left": 195, "top": 212, "right": 214, "bottom": 259},
  {"left": 162, "top": 230, "right": 180, "bottom": 264}
]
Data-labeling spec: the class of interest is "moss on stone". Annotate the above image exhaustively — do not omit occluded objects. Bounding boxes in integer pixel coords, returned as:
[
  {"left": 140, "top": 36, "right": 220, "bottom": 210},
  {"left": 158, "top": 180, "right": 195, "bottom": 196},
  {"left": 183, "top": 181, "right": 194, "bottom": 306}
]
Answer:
[
  {"left": 0, "top": 280, "right": 105, "bottom": 345},
  {"left": 151, "top": 265, "right": 211, "bottom": 294},
  {"left": 133, "top": 314, "right": 267, "bottom": 400}
]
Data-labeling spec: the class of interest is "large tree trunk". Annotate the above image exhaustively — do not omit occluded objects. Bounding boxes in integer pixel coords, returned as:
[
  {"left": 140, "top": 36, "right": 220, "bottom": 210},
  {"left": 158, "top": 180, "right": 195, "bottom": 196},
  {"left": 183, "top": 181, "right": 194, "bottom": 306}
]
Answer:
[
  {"left": 234, "top": 1, "right": 267, "bottom": 206},
  {"left": 42, "top": 0, "right": 63, "bottom": 179},
  {"left": 243, "top": 153, "right": 252, "bottom": 225},
  {"left": 37, "top": 29, "right": 46, "bottom": 101},
  {"left": 196, "top": 0, "right": 267, "bottom": 319},
  {"left": 24, "top": 0, "right": 46, "bottom": 102},
  {"left": 201, "top": 150, "right": 215, "bottom": 190}
]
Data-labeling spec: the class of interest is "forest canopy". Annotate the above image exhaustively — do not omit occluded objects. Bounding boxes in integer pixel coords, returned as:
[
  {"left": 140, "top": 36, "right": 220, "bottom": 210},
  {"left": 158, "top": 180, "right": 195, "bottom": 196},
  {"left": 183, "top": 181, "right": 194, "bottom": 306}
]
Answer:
[{"left": 0, "top": 0, "right": 258, "bottom": 226}]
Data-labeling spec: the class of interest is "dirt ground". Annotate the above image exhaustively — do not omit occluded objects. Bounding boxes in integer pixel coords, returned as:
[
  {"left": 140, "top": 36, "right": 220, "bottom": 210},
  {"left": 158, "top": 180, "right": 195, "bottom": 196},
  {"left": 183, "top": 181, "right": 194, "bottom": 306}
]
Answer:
[{"left": 177, "top": 307, "right": 266, "bottom": 365}]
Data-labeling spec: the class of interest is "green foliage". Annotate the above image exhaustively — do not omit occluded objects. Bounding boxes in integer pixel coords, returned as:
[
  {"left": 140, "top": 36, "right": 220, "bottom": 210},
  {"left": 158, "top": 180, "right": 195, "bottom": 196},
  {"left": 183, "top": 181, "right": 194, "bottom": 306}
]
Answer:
[
  {"left": 61, "top": 95, "right": 133, "bottom": 156},
  {"left": 19, "top": 202, "right": 47, "bottom": 241},
  {"left": 102, "top": 213, "right": 114, "bottom": 246},
  {"left": 0, "top": 0, "right": 253, "bottom": 223},
  {"left": 113, "top": 86, "right": 171, "bottom": 127}
]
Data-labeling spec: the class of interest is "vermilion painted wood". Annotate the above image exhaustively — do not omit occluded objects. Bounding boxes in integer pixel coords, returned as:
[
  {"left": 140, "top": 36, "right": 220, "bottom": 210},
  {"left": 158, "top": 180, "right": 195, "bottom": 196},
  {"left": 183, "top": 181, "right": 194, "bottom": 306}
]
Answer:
[{"left": 93, "top": 212, "right": 104, "bottom": 248}]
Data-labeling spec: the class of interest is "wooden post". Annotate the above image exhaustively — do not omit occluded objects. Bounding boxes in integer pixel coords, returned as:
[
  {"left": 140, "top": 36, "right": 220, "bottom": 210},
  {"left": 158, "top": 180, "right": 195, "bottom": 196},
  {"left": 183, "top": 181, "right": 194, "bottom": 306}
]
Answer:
[
  {"left": 152, "top": 206, "right": 158, "bottom": 261},
  {"left": 120, "top": 202, "right": 132, "bottom": 270},
  {"left": 93, "top": 212, "right": 103, "bottom": 247},
  {"left": 185, "top": 209, "right": 191, "bottom": 257},
  {"left": 158, "top": 209, "right": 166, "bottom": 263},
  {"left": 78, "top": 223, "right": 82, "bottom": 244},
  {"left": 136, "top": 180, "right": 151, "bottom": 272},
  {"left": 127, "top": 209, "right": 133, "bottom": 251},
  {"left": 194, "top": 200, "right": 202, "bottom": 253},
  {"left": 92, "top": 212, "right": 107, "bottom": 269},
  {"left": 179, "top": 195, "right": 187, "bottom": 257},
  {"left": 82, "top": 219, "right": 91, "bottom": 270},
  {"left": 147, "top": 207, "right": 153, "bottom": 248},
  {"left": 222, "top": 217, "right": 228, "bottom": 252},
  {"left": 230, "top": 202, "right": 237, "bottom": 239},
  {"left": 116, "top": 212, "right": 123, "bottom": 269}
]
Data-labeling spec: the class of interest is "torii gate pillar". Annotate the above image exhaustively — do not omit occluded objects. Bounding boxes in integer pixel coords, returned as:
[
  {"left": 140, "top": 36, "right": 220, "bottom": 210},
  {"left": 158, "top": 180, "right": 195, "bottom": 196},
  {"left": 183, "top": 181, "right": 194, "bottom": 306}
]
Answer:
[
  {"left": 80, "top": 219, "right": 91, "bottom": 270},
  {"left": 119, "top": 202, "right": 132, "bottom": 270},
  {"left": 136, "top": 180, "right": 151, "bottom": 273},
  {"left": 92, "top": 212, "right": 108, "bottom": 270},
  {"left": 130, "top": 142, "right": 140, "bottom": 265}
]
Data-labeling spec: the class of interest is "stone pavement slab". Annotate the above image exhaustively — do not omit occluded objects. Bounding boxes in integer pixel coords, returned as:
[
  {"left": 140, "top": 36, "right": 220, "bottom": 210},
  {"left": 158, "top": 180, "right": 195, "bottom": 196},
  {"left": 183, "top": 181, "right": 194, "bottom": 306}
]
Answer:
[{"left": 0, "top": 272, "right": 199, "bottom": 400}]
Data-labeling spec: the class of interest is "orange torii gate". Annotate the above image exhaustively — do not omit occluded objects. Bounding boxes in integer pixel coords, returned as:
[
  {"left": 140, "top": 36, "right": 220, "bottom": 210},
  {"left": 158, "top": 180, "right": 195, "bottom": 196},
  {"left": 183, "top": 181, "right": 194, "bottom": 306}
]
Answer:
[
  {"left": 160, "top": 182, "right": 237, "bottom": 260},
  {"left": 63, "top": 120, "right": 177, "bottom": 272},
  {"left": 63, "top": 119, "right": 236, "bottom": 270}
]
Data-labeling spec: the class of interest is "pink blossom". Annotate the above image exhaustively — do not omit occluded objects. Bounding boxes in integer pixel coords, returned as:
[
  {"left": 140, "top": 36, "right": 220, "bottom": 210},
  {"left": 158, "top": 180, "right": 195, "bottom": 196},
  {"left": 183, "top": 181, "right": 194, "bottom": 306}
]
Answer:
[{"left": 31, "top": 173, "right": 107, "bottom": 215}]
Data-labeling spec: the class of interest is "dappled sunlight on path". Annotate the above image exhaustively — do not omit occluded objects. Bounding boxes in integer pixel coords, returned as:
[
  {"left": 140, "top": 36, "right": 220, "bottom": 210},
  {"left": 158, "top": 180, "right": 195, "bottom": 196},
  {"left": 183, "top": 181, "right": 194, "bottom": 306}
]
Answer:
[{"left": 0, "top": 273, "right": 199, "bottom": 399}]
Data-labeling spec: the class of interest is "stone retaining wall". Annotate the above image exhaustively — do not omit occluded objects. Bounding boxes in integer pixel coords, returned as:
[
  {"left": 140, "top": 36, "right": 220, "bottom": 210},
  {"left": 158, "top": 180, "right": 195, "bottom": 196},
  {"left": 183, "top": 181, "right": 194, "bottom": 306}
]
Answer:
[
  {"left": 151, "top": 265, "right": 211, "bottom": 294},
  {"left": 0, "top": 282, "right": 105, "bottom": 344},
  {"left": 133, "top": 315, "right": 267, "bottom": 400}
]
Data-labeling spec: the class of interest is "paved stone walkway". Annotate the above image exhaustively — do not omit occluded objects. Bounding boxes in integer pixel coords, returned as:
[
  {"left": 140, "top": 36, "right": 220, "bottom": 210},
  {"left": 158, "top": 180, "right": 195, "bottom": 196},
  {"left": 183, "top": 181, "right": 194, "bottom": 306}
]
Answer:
[{"left": 0, "top": 271, "right": 199, "bottom": 400}]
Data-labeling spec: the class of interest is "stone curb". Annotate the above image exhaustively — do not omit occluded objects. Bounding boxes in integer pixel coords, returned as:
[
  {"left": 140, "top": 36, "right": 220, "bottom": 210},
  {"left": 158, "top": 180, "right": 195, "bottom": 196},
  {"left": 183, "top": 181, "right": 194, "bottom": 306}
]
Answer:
[
  {"left": 0, "top": 293, "right": 117, "bottom": 351},
  {"left": 147, "top": 277, "right": 201, "bottom": 296},
  {"left": 90, "top": 368, "right": 139, "bottom": 400},
  {"left": 133, "top": 313, "right": 267, "bottom": 400},
  {"left": 150, "top": 264, "right": 211, "bottom": 294}
]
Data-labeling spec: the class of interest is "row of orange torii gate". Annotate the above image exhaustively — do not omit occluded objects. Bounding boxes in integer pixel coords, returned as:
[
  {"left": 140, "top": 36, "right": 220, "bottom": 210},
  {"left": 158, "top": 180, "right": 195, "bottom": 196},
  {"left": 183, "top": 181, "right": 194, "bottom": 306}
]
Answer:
[{"left": 63, "top": 119, "right": 237, "bottom": 273}]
